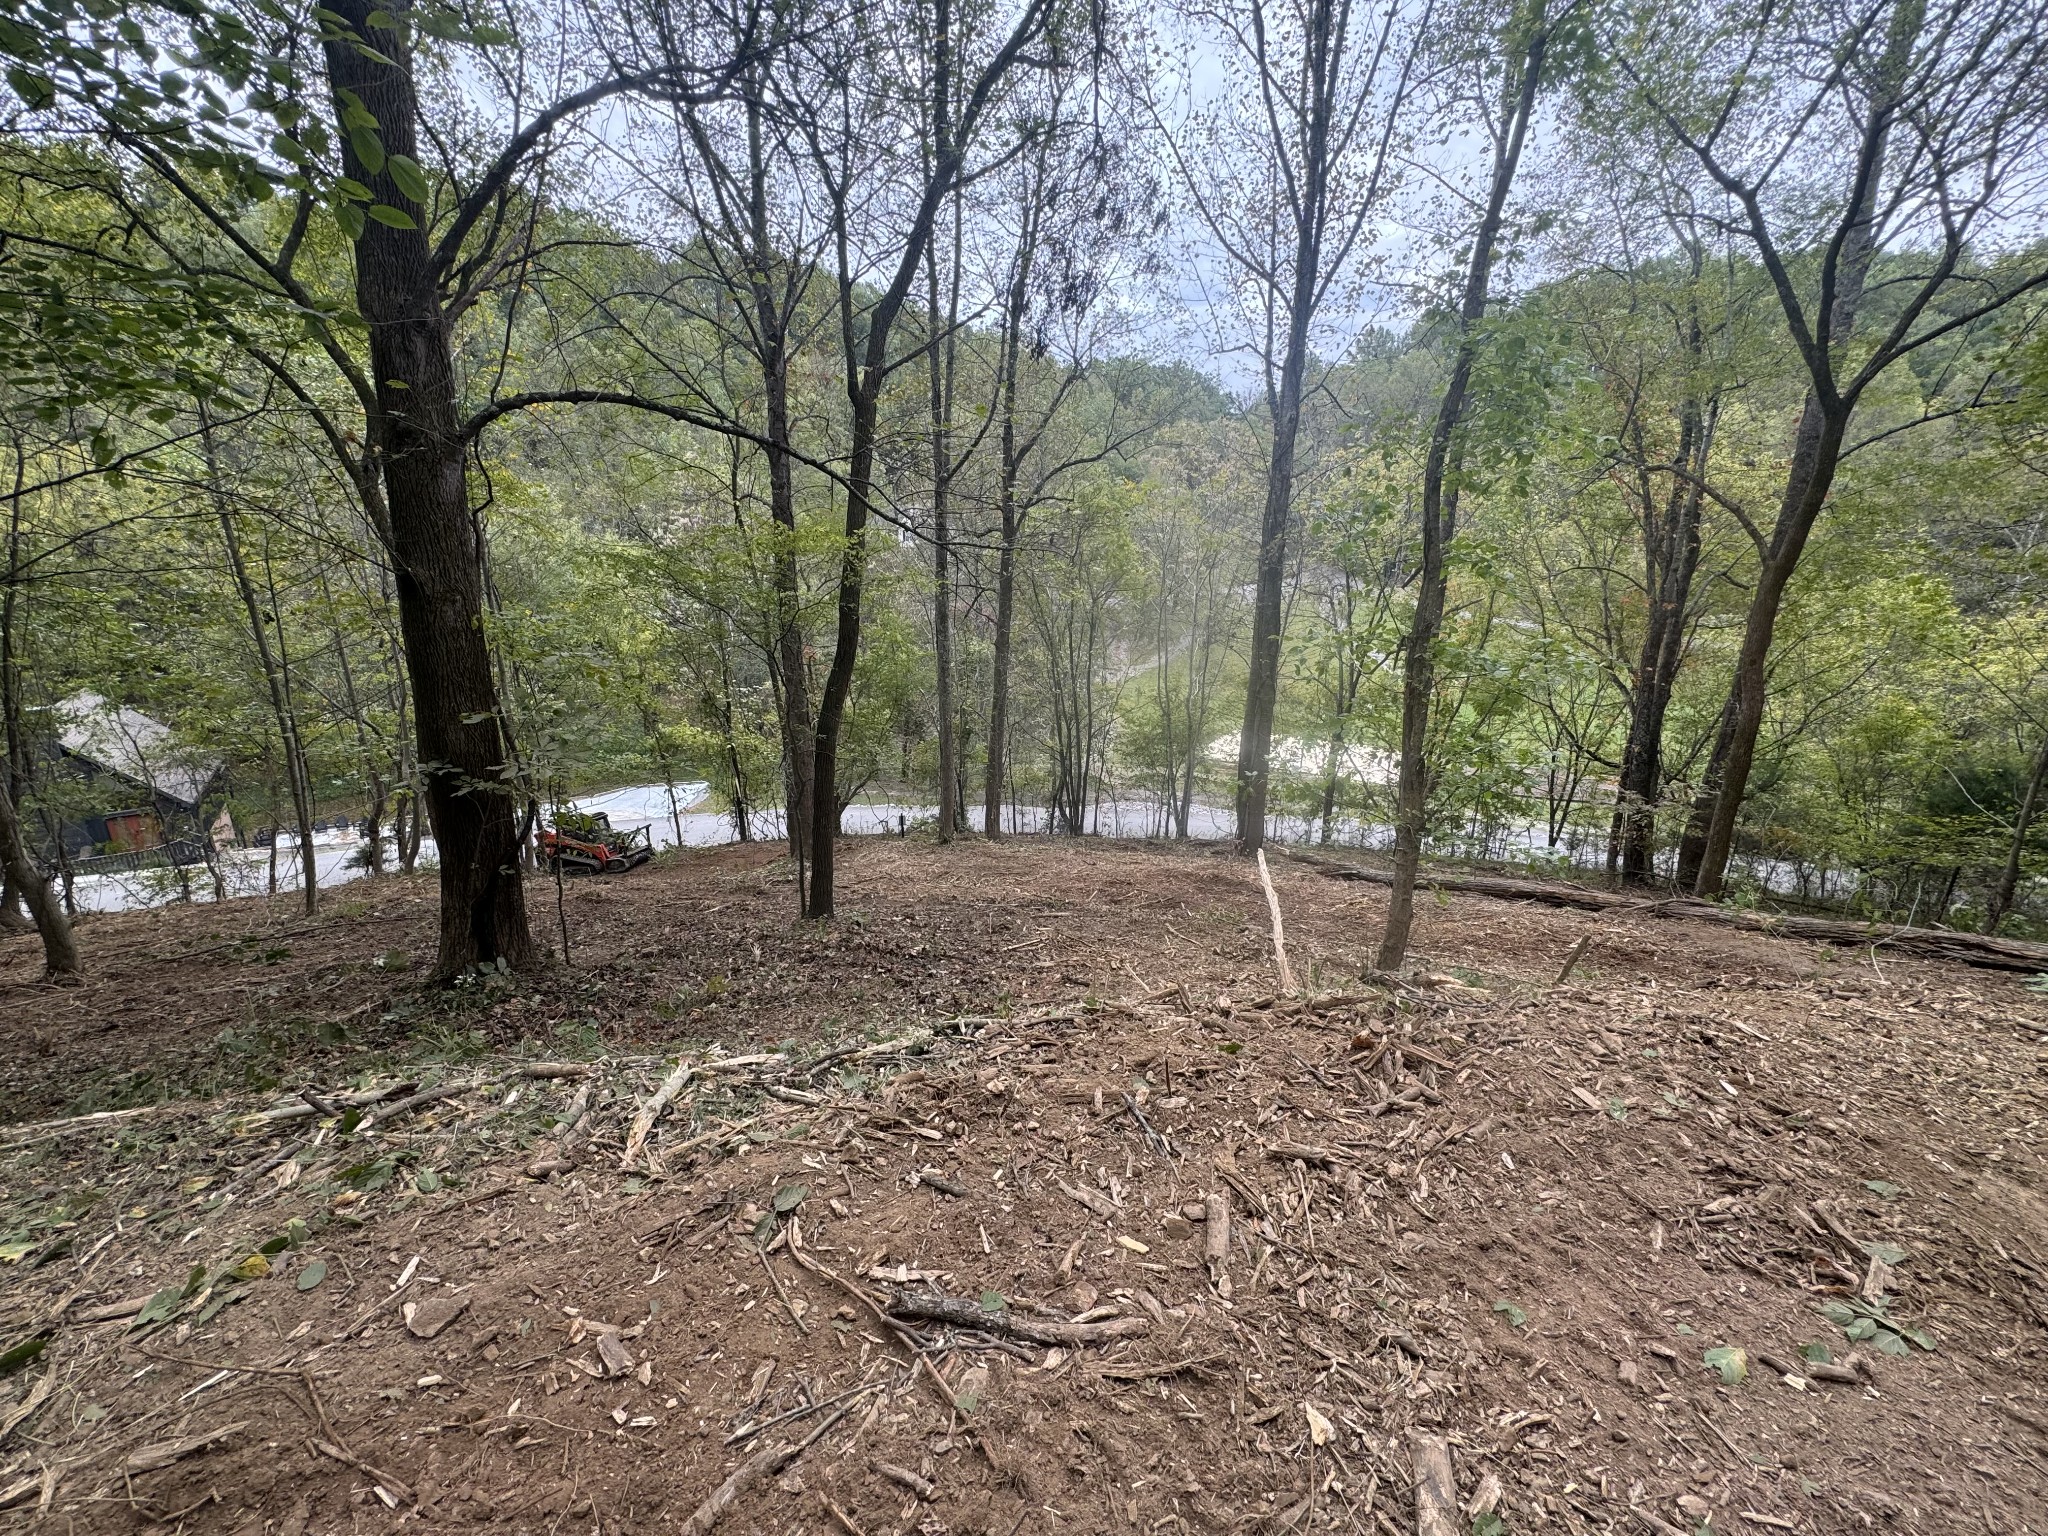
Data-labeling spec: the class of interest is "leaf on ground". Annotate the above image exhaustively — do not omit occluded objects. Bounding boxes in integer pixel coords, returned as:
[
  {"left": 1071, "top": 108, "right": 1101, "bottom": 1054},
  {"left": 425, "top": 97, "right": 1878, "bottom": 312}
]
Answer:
[
  {"left": 1492, "top": 1300, "right": 1527, "bottom": 1327},
  {"left": 979, "top": 1290, "right": 1006, "bottom": 1312},
  {"left": 1861, "top": 1239, "right": 1908, "bottom": 1265},
  {"left": 296, "top": 1260, "right": 327, "bottom": 1292},
  {"left": 1798, "top": 1341, "right": 1833, "bottom": 1363},
  {"left": 1863, "top": 1179, "right": 1900, "bottom": 1198},
  {"left": 0, "top": 1333, "right": 49, "bottom": 1374},
  {"left": 773, "top": 1183, "right": 809, "bottom": 1214},
  {"left": 1703, "top": 1345, "right": 1748, "bottom": 1384}
]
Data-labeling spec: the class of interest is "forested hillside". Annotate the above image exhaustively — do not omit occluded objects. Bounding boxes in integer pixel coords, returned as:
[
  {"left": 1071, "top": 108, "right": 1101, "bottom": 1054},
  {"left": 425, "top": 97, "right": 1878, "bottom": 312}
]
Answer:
[{"left": 0, "top": 0, "right": 2044, "bottom": 981}]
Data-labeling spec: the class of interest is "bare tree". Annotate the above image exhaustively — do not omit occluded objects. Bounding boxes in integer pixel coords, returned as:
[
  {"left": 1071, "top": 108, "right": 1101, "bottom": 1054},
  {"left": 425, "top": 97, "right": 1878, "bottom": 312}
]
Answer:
[
  {"left": 1154, "top": 0, "right": 1417, "bottom": 852},
  {"left": 1377, "top": 0, "right": 1564, "bottom": 970}
]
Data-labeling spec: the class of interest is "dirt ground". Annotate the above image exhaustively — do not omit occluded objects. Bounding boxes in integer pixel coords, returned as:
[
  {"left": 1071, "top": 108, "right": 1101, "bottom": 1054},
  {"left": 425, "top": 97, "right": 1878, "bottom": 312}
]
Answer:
[{"left": 1, "top": 835, "right": 2045, "bottom": 1536}]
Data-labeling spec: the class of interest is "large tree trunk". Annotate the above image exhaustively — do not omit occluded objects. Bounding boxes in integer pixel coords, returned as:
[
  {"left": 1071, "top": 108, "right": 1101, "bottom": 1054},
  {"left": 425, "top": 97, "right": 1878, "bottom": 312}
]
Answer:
[
  {"left": 324, "top": 0, "right": 532, "bottom": 976},
  {"left": 0, "top": 768, "right": 75, "bottom": 978},
  {"left": 1376, "top": 23, "right": 1550, "bottom": 971},
  {"left": 1982, "top": 726, "right": 2048, "bottom": 935},
  {"left": 0, "top": 448, "right": 75, "bottom": 974}
]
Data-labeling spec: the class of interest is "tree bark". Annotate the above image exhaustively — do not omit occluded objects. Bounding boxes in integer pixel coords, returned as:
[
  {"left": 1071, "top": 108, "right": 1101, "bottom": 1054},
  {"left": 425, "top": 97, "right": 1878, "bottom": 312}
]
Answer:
[
  {"left": 323, "top": 0, "right": 532, "bottom": 975},
  {"left": 1376, "top": 20, "right": 1550, "bottom": 971}
]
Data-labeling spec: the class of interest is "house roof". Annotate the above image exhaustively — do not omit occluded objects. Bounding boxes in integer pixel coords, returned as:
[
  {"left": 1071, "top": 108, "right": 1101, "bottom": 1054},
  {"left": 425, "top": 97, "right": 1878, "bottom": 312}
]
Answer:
[{"left": 54, "top": 691, "right": 220, "bottom": 808}]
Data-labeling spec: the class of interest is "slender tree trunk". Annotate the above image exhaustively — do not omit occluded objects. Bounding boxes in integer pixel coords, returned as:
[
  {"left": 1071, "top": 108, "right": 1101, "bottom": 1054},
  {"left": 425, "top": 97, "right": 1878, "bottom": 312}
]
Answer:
[
  {"left": 324, "top": 0, "right": 532, "bottom": 974},
  {"left": 1237, "top": 283, "right": 1315, "bottom": 854},
  {"left": 1984, "top": 727, "right": 2048, "bottom": 934},
  {"left": 1377, "top": 22, "right": 1549, "bottom": 971},
  {"left": 983, "top": 192, "right": 1035, "bottom": 843},
  {"left": 1611, "top": 395, "right": 1712, "bottom": 885},
  {"left": 925, "top": 214, "right": 961, "bottom": 842},
  {"left": 207, "top": 421, "right": 318, "bottom": 913},
  {"left": 736, "top": 82, "right": 815, "bottom": 885}
]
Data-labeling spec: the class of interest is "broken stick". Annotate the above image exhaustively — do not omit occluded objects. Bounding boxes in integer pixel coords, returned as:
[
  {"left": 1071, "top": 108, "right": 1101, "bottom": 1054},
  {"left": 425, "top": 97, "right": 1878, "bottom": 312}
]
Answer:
[
  {"left": 1409, "top": 1432, "right": 1460, "bottom": 1536},
  {"left": 620, "top": 1061, "right": 694, "bottom": 1171},
  {"left": 885, "top": 1293, "right": 1149, "bottom": 1346},
  {"left": 1204, "top": 1187, "right": 1232, "bottom": 1298},
  {"left": 678, "top": 1392, "right": 865, "bottom": 1536},
  {"left": 1256, "top": 849, "right": 1298, "bottom": 995}
]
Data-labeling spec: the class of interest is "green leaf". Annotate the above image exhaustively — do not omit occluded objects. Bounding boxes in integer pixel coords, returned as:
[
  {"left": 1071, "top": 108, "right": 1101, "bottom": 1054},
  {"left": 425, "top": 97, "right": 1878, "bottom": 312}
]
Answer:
[
  {"left": 349, "top": 124, "right": 386, "bottom": 173},
  {"left": 1818, "top": 1301, "right": 1856, "bottom": 1327},
  {"left": 0, "top": 1333, "right": 50, "bottom": 1374},
  {"left": 6, "top": 67, "right": 55, "bottom": 110},
  {"left": 386, "top": 153, "right": 430, "bottom": 204},
  {"left": 194, "top": 1289, "right": 244, "bottom": 1327},
  {"left": 1674, "top": 1322, "right": 1695, "bottom": 1335},
  {"left": 1844, "top": 1316, "right": 1878, "bottom": 1342},
  {"left": 1798, "top": 1341, "right": 1833, "bottom": 1364},
  {"left": 1492, "top": 1300, "right": 1527, "bottom": 1327},
  {"left": 1702, "top": 1345, "right": 1747, "bottom": 1384},
  {"left": 415, "top": 1168, "right": 441, "bottom": 1193},
  {"left": 365, "top": 203, "right": 415, "bottom": 229},
  {"left": 979, "top": 1290, "right": 1006, "bottom": 1312},
  {"left": 296, "top": 1260, "right": 327, "bottom": 1291},
  {"left": 1870, "top": 1329, "right": 1911, "bottom": 1357},
  {"left": 1861, "top": 1240, "right": 1908, "bottom": 1266},
  {"left": 1473, "top": 1514, "right": 1506, "bottom": 1536},
  {"left": 1862, "top": 1180, "right": 1900, "bottom": 1199},
  {"left": 772, "top": 1183, "right": 808, "bottom": 1215}
]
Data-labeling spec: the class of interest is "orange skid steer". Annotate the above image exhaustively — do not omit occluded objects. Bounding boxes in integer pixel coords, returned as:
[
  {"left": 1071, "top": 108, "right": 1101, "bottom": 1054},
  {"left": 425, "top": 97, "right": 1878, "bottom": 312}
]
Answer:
[{"left": 539, "top": 810, "right": 654, "bottom": 876}]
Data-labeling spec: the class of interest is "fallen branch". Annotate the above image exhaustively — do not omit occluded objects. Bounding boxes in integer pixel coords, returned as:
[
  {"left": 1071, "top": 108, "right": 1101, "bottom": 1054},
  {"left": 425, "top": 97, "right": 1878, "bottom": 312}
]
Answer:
[
  {"left": 885, "top": 1292, "right": 1149, "bottom": 1346},
  {"left": 874, "top": 1460, "right": 937, "bottom": 1500},
  {"left": 356, "top": 1082, "right": 471, "bottom": 1134},
  {"left": 1256, "top": 849, "right": 1298, "bottom": 995},
  {"left": 678, "top": 1392, "right": 865, "bottom": 1536},
  {"left": 1096, "top": 1352, "right": 1227, "bottom": 1381},
  {"left": 124, "top": 1422, "right": 246, "bottom": 1475},
  {"left": 1291, "top": 851, "right": 2048, "bottom": 972},
  {"left": 310, "top": 1436, "right": 414, "bottom": 1504},
  {"left": 620, "top": 1061, "right": 695, "bottom": 1171}
]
